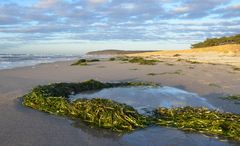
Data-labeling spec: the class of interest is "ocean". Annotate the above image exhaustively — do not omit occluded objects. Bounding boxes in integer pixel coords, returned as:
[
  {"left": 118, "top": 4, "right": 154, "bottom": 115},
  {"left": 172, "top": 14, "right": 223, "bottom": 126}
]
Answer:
[{"left": 0, "top": 54, "right": 81, "bottom": 70}]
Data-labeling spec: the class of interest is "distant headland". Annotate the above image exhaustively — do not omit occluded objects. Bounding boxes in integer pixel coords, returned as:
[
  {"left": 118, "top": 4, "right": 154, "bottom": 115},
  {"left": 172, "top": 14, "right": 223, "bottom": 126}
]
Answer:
[{"left": 86, "top": 50, "right": 156, "bottom": 55}]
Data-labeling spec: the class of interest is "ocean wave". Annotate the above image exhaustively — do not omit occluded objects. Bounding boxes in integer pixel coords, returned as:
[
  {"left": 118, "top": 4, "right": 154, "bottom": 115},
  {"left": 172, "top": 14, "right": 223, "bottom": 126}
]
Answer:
[{"left": 0, "top": 54, "right": 81, "bottom": 70}]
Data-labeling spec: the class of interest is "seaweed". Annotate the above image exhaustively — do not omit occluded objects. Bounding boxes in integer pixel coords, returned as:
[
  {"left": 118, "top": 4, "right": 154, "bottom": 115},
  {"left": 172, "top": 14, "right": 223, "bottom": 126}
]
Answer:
[
  {"left": 185, "top": 60, "right": 201, "bottom": 64},
  {"left": 176, "top": 59, "right": 201, "bottom": 64},
  {"left": 72, "top": 98, "right": 149, "bottom": 132},
  {"left": 173, "top": 54, "right": 181, "bottom": 57},
  {"left": 154, "top": 107, "right": 240, "bottom": 141},
  {"left": 208, "top": 83, "right": 221, "bottom": 88},
  {"left": 89, "top": 59, "right": 100, "bottom": 62},
  {"left": 128, "top": 57, "right": 158, "bottom": 65},
  {"left": 117, "top": 56, "right": 130, "bottom": 61},
  {"left": 225, "top": 95, "right": 240, "bottom": 101},
  {"left": 147, "top": 70, "right": 182, "bottom": 76},
  {"left": 22, "top": 80, "right": 240, "bottom": 141},
  {"left": 109, "top": 57, "right": 116, "bottom": 61},
  {"left": 71, "top": 59, "right": 100, "bottom": 66},
  {"left": 233, "top": 67, "right": 240, "bottom": 71},
  {"left": 22, "top": 80, "right": 153, "bottom": 132},
  {"left": 71, "top": 59, "right": 88, "bottom": 66},
  {"left": 222, "top": 95, "right": 240, "bottom": 103}
]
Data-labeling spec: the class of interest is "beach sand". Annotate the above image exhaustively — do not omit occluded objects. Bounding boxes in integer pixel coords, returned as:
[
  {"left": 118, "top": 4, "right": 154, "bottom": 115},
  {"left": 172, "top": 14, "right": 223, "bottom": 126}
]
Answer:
[
  {"left": 128, "top": 44, "right": 240, "bottom": 67},
  {"left": 0, "top": 60, "right": 240, "bottom": 146}
]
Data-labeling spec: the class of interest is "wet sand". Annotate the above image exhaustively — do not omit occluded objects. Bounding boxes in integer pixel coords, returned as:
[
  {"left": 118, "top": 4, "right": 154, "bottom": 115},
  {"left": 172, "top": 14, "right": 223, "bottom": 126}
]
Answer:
[{"left": 0, "top": 60, "right": 240, "bottom": 146}]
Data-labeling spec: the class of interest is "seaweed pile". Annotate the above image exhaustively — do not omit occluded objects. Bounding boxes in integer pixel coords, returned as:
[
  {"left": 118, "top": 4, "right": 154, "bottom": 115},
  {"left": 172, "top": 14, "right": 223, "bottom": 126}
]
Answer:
[
  {"left": 71, "top": 59, "right": 100, "bottom": 66},
  {"left": 22, "top": 80, "right": 153, "bottom": 132},
  {"left": 115, "top": 56, "right": 159, "bottom": 65},
  {"left": 72, "top": 98, "right": 149, "bottom": 132},
  {"left": 128, "top": 57, "right": 158, "bottom": 65},
  {"left": 154, "top": 107, "right": 240, "bottom": 141},
  {"left": 223, "top": 95, "right": 240, "bottom": 101},
  {"left": 222, "top": 95, "right": 240, "bottom": 104},
  {"left": 22, "top": 80, "right": 240, "bottom": 141}
]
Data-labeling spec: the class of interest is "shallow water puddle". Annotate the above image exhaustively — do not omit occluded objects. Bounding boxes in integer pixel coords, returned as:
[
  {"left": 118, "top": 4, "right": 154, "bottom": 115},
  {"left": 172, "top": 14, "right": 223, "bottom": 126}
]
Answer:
[{"left": 70, "top": 86, "right": 215, "bottom": 114}]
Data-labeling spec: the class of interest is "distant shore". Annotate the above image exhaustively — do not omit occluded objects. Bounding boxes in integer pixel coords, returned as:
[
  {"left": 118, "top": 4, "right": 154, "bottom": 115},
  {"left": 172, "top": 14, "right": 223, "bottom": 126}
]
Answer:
[{"left": 86, "top": 49, "right": 156, "bottom": 55}]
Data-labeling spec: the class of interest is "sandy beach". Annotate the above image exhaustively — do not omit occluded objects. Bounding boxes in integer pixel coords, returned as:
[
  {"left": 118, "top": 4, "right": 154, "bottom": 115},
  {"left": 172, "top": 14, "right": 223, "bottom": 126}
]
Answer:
[
  {"left": 0, "top": 59, "right": 240, "bottom": 146},
  {"left": 128, "top": 44, "right": 240, "bottom": 67}
]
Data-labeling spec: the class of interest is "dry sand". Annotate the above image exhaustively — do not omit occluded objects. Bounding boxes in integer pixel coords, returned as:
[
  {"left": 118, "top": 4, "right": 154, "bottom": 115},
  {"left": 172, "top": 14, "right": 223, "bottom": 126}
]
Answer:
[
  {"left": 0, "top": 59, "right": 240, "bottom": 146},
  {"left": 128, "top": 44, "right": 240, "bottom": 67}
]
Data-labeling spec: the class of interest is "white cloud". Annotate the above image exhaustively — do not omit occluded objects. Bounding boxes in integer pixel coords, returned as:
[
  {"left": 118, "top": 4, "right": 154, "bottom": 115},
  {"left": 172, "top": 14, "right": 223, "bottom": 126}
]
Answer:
[
  {"left": 0, "top": 0, "right": 239, "bottom": 45},
  {"left": 173, "top": 6, "right": 190, "bottom": 13},
  {"left": 120, "top": 3, "right": 136, "bottom": 10},
  {"left": 35, "top": 0, "right": 59, "bottom": 8},
  {"left": 229, "top": 4, "right": 240, "bottom": 10},
  {"left": 88, "top": 0, "right": 108, "bottom": 4}
]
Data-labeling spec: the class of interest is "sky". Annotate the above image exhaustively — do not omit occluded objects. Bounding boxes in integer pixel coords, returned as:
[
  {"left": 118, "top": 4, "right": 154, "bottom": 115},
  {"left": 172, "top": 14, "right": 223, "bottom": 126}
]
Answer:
[{"left": 0, "top": 0, "right": 240, "bottom": 55}]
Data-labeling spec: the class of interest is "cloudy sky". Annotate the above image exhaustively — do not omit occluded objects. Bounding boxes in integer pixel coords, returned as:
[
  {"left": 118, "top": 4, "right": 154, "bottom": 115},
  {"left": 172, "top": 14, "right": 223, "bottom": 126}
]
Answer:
[{"left": 0, "top": 0, "right": 240, "bottom": 54}]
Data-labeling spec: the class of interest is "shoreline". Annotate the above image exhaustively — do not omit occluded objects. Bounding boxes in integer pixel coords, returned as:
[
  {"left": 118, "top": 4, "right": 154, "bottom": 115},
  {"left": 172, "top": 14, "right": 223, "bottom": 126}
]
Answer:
[{"left": 0, "top": 59, "right": 239, "bottom": 146}]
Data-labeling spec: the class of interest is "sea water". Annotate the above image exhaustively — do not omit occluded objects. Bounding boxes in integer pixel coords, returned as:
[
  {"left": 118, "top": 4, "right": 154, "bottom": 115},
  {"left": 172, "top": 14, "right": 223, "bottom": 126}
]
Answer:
[
  {"left": 70, "top": 86, "right": 215, "bottom": 115},
  {"left": 0, "top": 54, "right": 80, "bottom": 70}
]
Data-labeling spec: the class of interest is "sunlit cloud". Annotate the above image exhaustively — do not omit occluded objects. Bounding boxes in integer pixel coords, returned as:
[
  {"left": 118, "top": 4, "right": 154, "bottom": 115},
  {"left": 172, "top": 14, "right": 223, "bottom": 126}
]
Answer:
[
  {"left": 35, "top": 0, "right": 59, "bottom": 8},
  {"left": 0, "top": 0, "right": 239, "bottom": 53}
]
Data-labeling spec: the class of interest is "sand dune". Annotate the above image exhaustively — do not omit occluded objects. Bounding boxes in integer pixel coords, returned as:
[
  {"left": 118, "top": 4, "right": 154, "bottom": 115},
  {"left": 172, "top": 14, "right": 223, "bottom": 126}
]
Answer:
[{"left": 128, "top": 44, "right": 240, "bottom": 67}]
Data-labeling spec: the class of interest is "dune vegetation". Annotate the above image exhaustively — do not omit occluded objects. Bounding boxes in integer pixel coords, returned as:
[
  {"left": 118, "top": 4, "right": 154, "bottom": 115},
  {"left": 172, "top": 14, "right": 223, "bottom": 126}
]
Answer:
[
  {"left": 22, "top": 80, "right": 240, "bottom": 141},
  {"left": 192, "top": 34, "right": 240, "bottom": 48}
]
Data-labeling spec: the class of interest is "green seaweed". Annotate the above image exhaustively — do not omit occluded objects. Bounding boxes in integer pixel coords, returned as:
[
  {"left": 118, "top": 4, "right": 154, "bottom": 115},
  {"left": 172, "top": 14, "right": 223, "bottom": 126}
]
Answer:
[
  {"left": 177, "top": 59, "right": 201, "bottom": 64},
  {"left": 147, "top": 70, "right": 182, "bottom": 76},
  {"left": 109, "top": 57, "right": 116, "bottom": 61},
  {"left": 22, "top": 80, "right": 240, "bottom": 141},
  {"left": 147, "top": 73, "right": 158, "bottom": 76},
  {"left": 222, "top": 95, "right": 240, "bottom": 102},
  {"left": 22, "top": 80, "right": 152, "bottom": 132},
  {"left": 226, "top": 95, "right": 240, "bottom": 101},
  {"left": 128, "top": 57, "right": 158, "bottom": 65},
  {"left": 72, "top": 98, "right": 149, "bottom": 132},
  {"left": 117, "top": 56, "right": 129, "bottom": 61},
  {"left": 185, "top": 60, "right": 201, "bottom": 64},
  {"left": 208, "top": 83, "right": 221, "bottom": 88},
  {"left": 71, "top": 59, "right": 100, "bottom": 66},
  {"left": 154, "top": 107, "right": 240, "bottom": 141}
]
